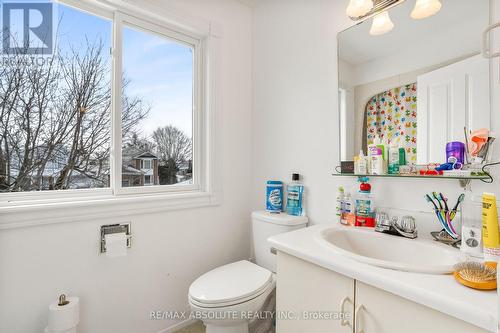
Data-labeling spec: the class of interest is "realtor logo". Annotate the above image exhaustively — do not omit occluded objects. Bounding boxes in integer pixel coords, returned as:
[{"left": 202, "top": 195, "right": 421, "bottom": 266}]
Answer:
[{"left": 2, "top": 2, "right": 53, "bottom": 54}]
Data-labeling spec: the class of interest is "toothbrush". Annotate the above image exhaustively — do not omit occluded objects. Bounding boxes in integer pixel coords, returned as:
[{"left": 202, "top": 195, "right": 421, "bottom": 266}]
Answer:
[
  {"left": 425, "top": 194, "right": 439, "bottom": 210},
  {"left": 425, "top": 194, "right": 445, "bottom": 222},
  {"left": 439, "top": 193, "right": 449, "bottom": 212},
  {"left": 449, "top": 193, "right": 465, "bottom": 221},
  {"left": 445, "top": 211, "right": 458, "bottom": 236},
  {"left": 432, "top": 192, "right": 443, "bottom": 210},
  {"left": 437, "top": 211, "right": 457, "bottom": 238},
  {"left": 451, "top": 193, "right": 465, "bottom": 212},
  {"left": 426, "top": 194, "right": 457, "bottom": 238},
  {"left": 439, "top": 193, "right": 458, "bottom": 236},
  {"left": 464, "top": 126, "right": 471, "bottom": 164},
  {"left": 433, "top": 192, "right": 448, "bottom": 231}
]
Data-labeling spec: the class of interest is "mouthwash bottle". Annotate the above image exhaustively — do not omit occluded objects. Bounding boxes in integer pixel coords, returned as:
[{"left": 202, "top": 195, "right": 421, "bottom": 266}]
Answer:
[
  {"left": 355, "top": 177, "right": 375, "bottom": 227},
  {"left": 286, "top": 173, "right": 304, "bottom": 216}
]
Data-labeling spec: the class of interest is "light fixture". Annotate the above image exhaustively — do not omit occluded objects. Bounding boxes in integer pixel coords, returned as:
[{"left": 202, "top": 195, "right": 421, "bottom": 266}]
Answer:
[
  {"left": 369, "top": 11, "right": 394, "bottom": 36},
  {"left": 411, "top": 0, "right": 442, "bottom": 20},
  {"left": 346, "top": 0, "right": 374, "bottom": 18}
]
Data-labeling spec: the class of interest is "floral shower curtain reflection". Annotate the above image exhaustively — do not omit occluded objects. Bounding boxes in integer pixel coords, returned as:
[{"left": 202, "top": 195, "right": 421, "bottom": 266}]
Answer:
[{"left": 364, "top": 83, "right": 418, "bottom": 163}]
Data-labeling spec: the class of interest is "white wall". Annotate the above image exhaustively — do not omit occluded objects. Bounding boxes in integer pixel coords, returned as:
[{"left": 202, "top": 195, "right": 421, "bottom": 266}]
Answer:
[
  {"left": 252, "top": 0, "right": 500, "bottom": 227},
  {"left": 252, "top": 0, "right": 350, "bottom": 223},
  {"left": 338, "top": 59, "right": 355, "bottom": 159},
  {"left": 0, "top": 1, "right": 253, "bottom": 333}
]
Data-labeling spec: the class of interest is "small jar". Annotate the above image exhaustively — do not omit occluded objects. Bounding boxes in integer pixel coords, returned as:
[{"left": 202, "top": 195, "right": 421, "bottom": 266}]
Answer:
[{"left": 446, "top": 141, "right": 465, "bottom": 164}]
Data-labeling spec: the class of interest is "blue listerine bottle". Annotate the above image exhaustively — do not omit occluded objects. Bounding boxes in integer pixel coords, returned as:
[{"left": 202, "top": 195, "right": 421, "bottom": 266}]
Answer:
[{"left": 286, "top": 173, "right": 304, "bottom": 216}]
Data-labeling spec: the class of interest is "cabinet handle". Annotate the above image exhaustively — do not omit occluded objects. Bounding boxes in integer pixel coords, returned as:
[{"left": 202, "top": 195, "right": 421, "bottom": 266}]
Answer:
[
  {"left": 355, "top": 304, "right": 365, "bottom": 333},
  {"left": 339, "top": 296, "right": 352, "bottom": 327}
]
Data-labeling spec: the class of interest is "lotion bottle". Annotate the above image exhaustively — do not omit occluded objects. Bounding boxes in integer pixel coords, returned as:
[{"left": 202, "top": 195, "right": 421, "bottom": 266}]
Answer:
[
  {"left": 369, "top": 148, "right": 384, "bottom": 175},
  {"left": 388, "top": 143, "right": 400, "bottom": 174},
  {"left": 398, "top": 142, "right": 406, "bottom": 166},
  {"left": 356, "top": 150, "right": 367, "bottom": 175}
]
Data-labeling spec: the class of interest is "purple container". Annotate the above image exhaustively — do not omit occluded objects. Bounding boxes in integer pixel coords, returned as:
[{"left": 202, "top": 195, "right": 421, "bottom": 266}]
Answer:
[{"left": 446, "top": 142, "right": 465, "bottom": 164}]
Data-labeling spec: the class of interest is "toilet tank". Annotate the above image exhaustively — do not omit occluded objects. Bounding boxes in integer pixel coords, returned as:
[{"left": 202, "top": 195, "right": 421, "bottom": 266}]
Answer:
[{"left": 252, "top": 211, "right": 308, "bottom": 273}]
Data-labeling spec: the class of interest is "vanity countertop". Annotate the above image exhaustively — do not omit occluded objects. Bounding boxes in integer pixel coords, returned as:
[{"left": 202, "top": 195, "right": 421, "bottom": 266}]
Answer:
[{"left": 268, "top": 224, "right": 497, "bottom": 332}]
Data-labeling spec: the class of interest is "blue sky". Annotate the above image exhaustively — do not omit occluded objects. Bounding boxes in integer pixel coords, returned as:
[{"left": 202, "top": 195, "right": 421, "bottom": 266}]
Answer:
[
  {"left": 4, "top": 1, "right": 194, "bottom": 138},
  {"left": 122, "top": 25, "right": 193, "bottom": 137}
]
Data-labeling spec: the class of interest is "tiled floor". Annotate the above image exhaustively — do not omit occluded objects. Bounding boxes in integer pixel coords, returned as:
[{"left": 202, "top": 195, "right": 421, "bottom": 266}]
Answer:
[{"left": 175, "top": 321, "right": 205, "bottom": 333}]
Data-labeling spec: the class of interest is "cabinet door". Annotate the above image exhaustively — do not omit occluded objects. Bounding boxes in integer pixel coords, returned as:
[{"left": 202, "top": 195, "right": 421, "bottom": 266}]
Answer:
[
  {"left": 276, "top": 252, "right": 355, "bottom": 333},
  {"left": 416, "top": 54, "right": 490, "bottom": 164},
  {"left": 354, "top": 281, "right": 489, "bottom": 333}
]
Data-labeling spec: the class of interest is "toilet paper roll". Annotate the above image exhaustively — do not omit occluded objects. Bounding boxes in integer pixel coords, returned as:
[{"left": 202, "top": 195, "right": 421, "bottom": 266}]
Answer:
[
  {"left": 105, "top": 232, "right": 127, "bottom": 258},
  {"left": 48, "top": 297, "right": 79, "bottom": 332}
]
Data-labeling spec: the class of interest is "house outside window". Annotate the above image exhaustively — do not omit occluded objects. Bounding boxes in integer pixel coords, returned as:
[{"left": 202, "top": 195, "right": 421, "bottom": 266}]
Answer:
[{"left": 122, "top": 149, "right": 158, "bottom": 187}]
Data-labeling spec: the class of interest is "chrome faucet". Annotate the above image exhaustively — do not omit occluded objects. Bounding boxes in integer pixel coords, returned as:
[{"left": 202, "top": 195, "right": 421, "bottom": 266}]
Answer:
[{"left": 375, "top": 212, "right": 417, "bottom": 239}]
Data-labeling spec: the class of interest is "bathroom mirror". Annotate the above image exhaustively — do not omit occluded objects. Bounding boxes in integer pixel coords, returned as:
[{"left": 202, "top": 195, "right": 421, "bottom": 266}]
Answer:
[{"left": 338, "top": 0, "right": 491, "bottom": 165}]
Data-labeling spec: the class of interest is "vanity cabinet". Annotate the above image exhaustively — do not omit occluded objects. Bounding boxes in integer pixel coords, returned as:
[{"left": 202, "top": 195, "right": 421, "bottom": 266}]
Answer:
[
  {"left": 276, "top": 252, "right": 354, "bottom": 333},
  {"left": 276, "top": 252, "right": 489, "bottom": 333},
  {"left": 355, "top": 281, "right": 488, "bottom": 333}
]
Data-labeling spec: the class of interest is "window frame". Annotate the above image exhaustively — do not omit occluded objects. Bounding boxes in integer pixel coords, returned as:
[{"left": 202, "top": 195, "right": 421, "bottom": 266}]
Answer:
[
  {"left": 0, "top": 0, "right": 219, "bottom": 214},
  {"left": 112, "top": 12, "right": 202, "bottom": 196}
]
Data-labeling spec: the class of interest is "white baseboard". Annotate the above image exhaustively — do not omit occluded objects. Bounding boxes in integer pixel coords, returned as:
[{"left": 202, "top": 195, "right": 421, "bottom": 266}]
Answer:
[{"left": 157, "top": 318, "right": 200, "bottom": 333}]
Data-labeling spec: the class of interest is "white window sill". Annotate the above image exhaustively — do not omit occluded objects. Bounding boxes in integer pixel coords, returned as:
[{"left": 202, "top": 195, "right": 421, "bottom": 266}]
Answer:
[{"left": 0, "top": 191, "right": 222, "bottom": 230}]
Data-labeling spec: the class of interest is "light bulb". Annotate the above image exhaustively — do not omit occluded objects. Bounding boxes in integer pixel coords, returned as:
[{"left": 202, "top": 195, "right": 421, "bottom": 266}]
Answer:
[
  {"left": 369, "top": 11, "right": 394, "bottom": 36},
  {"left": 411, "top": 0, "right": 442, "bottom": 20},
  {"left": 346, "top": 0, "right": 374, "bottom": 18}
]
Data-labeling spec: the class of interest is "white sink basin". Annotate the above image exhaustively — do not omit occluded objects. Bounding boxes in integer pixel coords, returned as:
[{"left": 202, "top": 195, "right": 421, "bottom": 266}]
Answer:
[{"left": 317, "top": 227, "right": 463, "bottom": 274}]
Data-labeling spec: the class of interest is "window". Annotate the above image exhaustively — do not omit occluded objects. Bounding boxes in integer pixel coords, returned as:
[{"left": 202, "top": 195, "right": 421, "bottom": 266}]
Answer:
[
  {"left": 0, "top": 2, "right": 112, "bottom": 192},
  {"left": 0, "top": 0, "right": 209, "bottom": 202},
  {"left": 121, "top": 24, "right": 193, "bottom": 188},
  {"left": 141, "top": 160, "right": 152, "bottom": 170}
]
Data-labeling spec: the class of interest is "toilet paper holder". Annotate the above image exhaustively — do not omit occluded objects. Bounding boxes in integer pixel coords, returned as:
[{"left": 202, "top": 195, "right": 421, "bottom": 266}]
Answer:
[{"left": 100, "top": 223, "right": 132, "bottom": 253}]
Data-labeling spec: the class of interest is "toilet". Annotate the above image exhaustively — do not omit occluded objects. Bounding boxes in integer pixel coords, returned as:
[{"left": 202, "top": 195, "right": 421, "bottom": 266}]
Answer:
[{"left": 188, "top": 211, "right": 308, "bottom": 333}]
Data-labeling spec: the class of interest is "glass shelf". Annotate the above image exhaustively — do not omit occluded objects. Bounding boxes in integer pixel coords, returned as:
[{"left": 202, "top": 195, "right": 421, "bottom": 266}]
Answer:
[{"left": 331, "top": 173, "right": 491, "bottom": 181}]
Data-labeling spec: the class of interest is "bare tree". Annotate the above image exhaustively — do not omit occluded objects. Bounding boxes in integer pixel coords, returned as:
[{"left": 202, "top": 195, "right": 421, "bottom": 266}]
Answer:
[
  {"left": 53, "top": 43, "right": 150, "bottom": 189},
  {"left": 152, "top": 125, "right": 192, "bottom": 167},
  {"left": 125, "top": 132, "right": 154, "bottom": 152},
  {"left": 152, "top": 125, "right": 192, "bottom": 185},
  {"left": 0, "top": 45, "right": 64, "bottom": 191},
  {"left": 0, "top": 38, "right": 149, "bottom": 192},
  {"left": 53, "top": 42, "right": 111, "bottom": 189}
]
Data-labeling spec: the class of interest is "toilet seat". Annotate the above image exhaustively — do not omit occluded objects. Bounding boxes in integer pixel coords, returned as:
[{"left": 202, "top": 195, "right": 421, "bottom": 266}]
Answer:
[
  {"left": 189, "top": 279, "right": 274, "bottom": 308},
  {"left": 189, "top": 260, "right": 273, "bottom": 308}
]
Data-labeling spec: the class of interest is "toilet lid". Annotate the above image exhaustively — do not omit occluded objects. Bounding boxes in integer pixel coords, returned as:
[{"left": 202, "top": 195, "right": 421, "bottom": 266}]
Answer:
[{"left": 189, "top": 260, "right": 272, "bottom": 305}]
